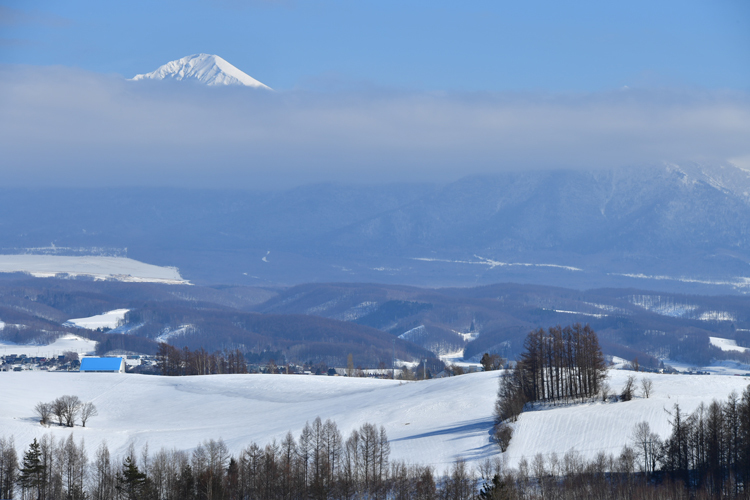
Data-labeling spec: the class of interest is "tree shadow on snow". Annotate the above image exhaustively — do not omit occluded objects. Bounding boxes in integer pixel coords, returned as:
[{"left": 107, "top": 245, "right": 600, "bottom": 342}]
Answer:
[{"left": 390, "top": 418, "right": 494, "bottom": 443}]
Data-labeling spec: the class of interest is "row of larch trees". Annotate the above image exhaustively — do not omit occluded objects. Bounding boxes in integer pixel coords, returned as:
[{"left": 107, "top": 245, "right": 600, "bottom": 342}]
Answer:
[
  {"left": 655, "top": 386, "right": 750, "bottom": 496},
  {"left": 156, "top": 344, "right": 247, "bottom": 376},
  {"left": 496, "top": 324, "right": 608, "bottom": 426},
  {"left": 519, "top": 324, "right": 607, "bottom": 403},
  {"left": 0, "top": 418, "right": 415, "bottom": 500}
]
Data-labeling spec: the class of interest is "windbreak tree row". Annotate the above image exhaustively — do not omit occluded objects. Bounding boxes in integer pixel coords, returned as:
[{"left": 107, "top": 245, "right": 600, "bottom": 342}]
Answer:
[
  {"left": 519, "top": 324, "right": 607, "bottom": 403},
  {"left": 655, "top": 387, "right": 750, "bottom": 496},
  {"left": 495, "top": 324, "right": 607, "bottom": 433},
  {"left": 156, "top": 343, "right": 247, "bottom": 376}
]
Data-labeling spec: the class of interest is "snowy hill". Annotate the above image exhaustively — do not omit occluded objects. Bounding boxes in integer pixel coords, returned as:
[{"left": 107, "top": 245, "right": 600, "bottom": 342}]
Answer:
[
  {"left": 0, "top": 370, "right": 747, "bottom": 472},
  {"left": 132, "top": 54, "right": 271, "bottom": 89}
]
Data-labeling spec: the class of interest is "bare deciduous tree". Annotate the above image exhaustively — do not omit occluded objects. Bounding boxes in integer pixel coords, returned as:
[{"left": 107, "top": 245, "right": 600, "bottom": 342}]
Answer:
[
  {"left": 80, "top": 402, "right": 98, "bottom": 427},
  {"left": 640, "top": 377, "right": 653, "bottom": 398},
  {"left": 52, "top": 398, "right": 66, "bottom": 426},
  {"left": 34, "top": 402, "right": 52, "bottom": 426},
  {"left": 59, "top": 395, "right": 83, "bottom": 427},
  {"left": 620, "top": 375, "right": 636, "bottom": 402}
]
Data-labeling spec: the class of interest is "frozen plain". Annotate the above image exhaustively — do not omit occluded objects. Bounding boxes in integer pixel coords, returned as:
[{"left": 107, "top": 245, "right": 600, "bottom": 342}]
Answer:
[
  {"left": 0, "top": 370, "right": 748, "bottom": 473},
  {"left": 0, "top": 255, "right": 187, "bottom": 284}
]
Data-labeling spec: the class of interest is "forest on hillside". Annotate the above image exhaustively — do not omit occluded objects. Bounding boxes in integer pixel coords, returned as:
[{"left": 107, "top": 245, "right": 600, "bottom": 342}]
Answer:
[{"left": 0, "top": 276, "right": 749, "bottom": 371}]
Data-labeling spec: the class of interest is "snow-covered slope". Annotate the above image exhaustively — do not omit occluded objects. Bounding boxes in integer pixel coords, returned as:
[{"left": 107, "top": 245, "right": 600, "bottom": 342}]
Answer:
[
  {"left": 67, "top": 309, "right": 129, "bottom": 330},
  {"left": 0, "top": 370, "right": 747, "bottom": 473},
  {"left": 132, "top": 54, "right": 271, "bottom": 89},
  {"left": 506, "top": 371, "right": 749, "bottom": 466},
  {"left": 0, "top": 255, "right": 188, "bottom": 284},
  {"left": 709, "top": 336, "right": 749, "bottom": 353},
  {"left": 0, "top": 334, "right": 97, "bottom": 358}
]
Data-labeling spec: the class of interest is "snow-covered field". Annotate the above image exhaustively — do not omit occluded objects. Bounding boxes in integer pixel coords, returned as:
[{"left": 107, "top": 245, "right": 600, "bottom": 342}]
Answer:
[
  {"left": 662, "top": 359, "right": 750, "bottom": 376},
  {"left": 0, "top": 255, "right": 188, "bottom": 284},
  {"left": 506, "top": 371, "right": 749, "bottom": 465},
  {"left": 0, "top": 334, "right": 97, "bottom": 357},
  {"left": 440, "top": 350, "right": 482, "bottom": 369},
  {"left": 0, "top": 370, "right": 747, "bottom": 473},
  {"left": 0, "top": 371, "right": 497, "bottom": 472},
  {"left": 67, "top": 309, "right": 130, "bottom": 330}
]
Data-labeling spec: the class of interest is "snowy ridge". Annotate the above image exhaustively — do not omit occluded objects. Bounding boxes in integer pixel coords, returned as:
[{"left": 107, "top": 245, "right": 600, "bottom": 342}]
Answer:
[
  {"left": 132, "top": 54, "right": 271, "bottom": 89},
  {"left": 155, "top": 324, "right": 196, "bottom": 343},
  {"left": 628, "top": 294, "right": 735, "bottom": 321},
  {"left": 334, "top": 301, "right": 379, "bottom": 321},
  {"left": 399, "top": 325, "right": 427, "bottom": 341}
]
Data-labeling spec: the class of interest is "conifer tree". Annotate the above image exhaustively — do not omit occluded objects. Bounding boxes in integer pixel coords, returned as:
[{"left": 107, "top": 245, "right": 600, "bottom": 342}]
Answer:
[
  {"left": 115, "top": 456, "right": 148, "bottom": 500},
  {"left": 19, "top": 438, "right": 46, "bottom": 500}
]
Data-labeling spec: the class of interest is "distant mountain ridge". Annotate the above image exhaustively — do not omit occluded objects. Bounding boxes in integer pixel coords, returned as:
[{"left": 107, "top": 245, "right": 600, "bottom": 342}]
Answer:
[
  {"left": 132, "top": 54, "right": 271, "bottom": 89},
  {"left": 1, "top": 163, "right": 749, "bottom": 293}
]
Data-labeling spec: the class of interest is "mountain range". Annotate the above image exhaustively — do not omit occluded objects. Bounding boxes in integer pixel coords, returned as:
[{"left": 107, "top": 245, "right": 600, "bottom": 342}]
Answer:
[{"left": 1, "top": 163, "right": 749, "bottom": 294}]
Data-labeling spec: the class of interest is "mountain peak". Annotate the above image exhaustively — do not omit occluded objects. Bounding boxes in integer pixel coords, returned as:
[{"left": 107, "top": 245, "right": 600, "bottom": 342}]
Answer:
[{"left": 132, "top": 54, "right": 271, "bottom": 89}]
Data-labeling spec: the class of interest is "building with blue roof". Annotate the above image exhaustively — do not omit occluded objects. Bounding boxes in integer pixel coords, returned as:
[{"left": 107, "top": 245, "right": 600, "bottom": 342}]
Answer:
[{"left": 80, "top": 357, "right": 125, "bottom": 373}]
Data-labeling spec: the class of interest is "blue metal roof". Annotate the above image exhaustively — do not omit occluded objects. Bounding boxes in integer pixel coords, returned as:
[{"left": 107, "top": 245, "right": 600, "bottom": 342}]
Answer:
[{"left": 80, "top": 357, "right": 123, "bottom": 372}]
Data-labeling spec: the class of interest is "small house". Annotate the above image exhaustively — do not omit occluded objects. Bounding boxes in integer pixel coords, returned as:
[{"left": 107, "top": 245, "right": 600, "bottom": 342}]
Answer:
[{"left": 80, "top": 357, "right": 125, "bottom": 373}]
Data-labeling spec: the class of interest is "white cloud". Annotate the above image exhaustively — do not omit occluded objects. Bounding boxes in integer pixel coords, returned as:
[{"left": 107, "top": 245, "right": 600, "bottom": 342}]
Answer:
[{"left": 1, "top": 65, "right": 749, "bottom": 188}]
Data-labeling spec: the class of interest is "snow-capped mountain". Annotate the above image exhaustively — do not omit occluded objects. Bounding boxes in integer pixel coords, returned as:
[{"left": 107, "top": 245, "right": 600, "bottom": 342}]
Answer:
[{"left": 132, "top": 54, "right": 271, "bottom": 89}]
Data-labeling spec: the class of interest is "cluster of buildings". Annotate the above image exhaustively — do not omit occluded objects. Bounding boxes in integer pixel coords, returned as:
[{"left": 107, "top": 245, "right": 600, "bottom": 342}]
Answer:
[
  {"left": 0, "top": 353, "right": 79, "bottom": 372},
  {"left": 0, "top": 353, "right": 158, "bottom": 373}
]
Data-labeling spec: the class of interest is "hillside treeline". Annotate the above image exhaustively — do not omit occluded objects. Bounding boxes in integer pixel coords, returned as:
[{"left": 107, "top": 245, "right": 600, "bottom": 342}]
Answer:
[
  {"left": 653, "top": 389, "right": 750, "bottom": 495},
  {"left": 2, "top": 275, "right": 749, "bottom": 372},
  {"left": 496, "top": 324, "right": 607, "bottom": 424},
  {"left": 0, "top": 419, "right": 441, "bottom": 500},
  {"left": 156, "top": 343, "right": 248, "bottom": 376},
  {"left": 481, "top": 383, "right": 750, "bottom": 500},
  {"left": 260, "top": 281, "right": 750, "bottom": 369},
  {"left": 123, "top": 306, "right": 437, "bottom": 369}
]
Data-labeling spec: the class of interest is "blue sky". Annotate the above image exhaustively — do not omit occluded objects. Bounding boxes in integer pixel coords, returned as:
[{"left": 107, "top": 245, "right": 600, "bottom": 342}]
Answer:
[{"left": 2, "top": 0, "right": 749, "bottom": 92}]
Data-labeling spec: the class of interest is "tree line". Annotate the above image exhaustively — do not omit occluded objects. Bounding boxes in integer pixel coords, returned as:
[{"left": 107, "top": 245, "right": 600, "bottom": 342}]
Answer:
[
  {"left": 156, "top": 343, "right": 248, "bottom": 376},
  {"left": 0, "top": 419, "right": 446, "bottom": 500},
  {"left": 649, "top": 388, "right": 750, "bottom": 496},
  {"left": 478, "top": 383, "right": 750, "bottom": 499},
  {"left": 495, "top": 324, "right": 607, "bottom": 426}
]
